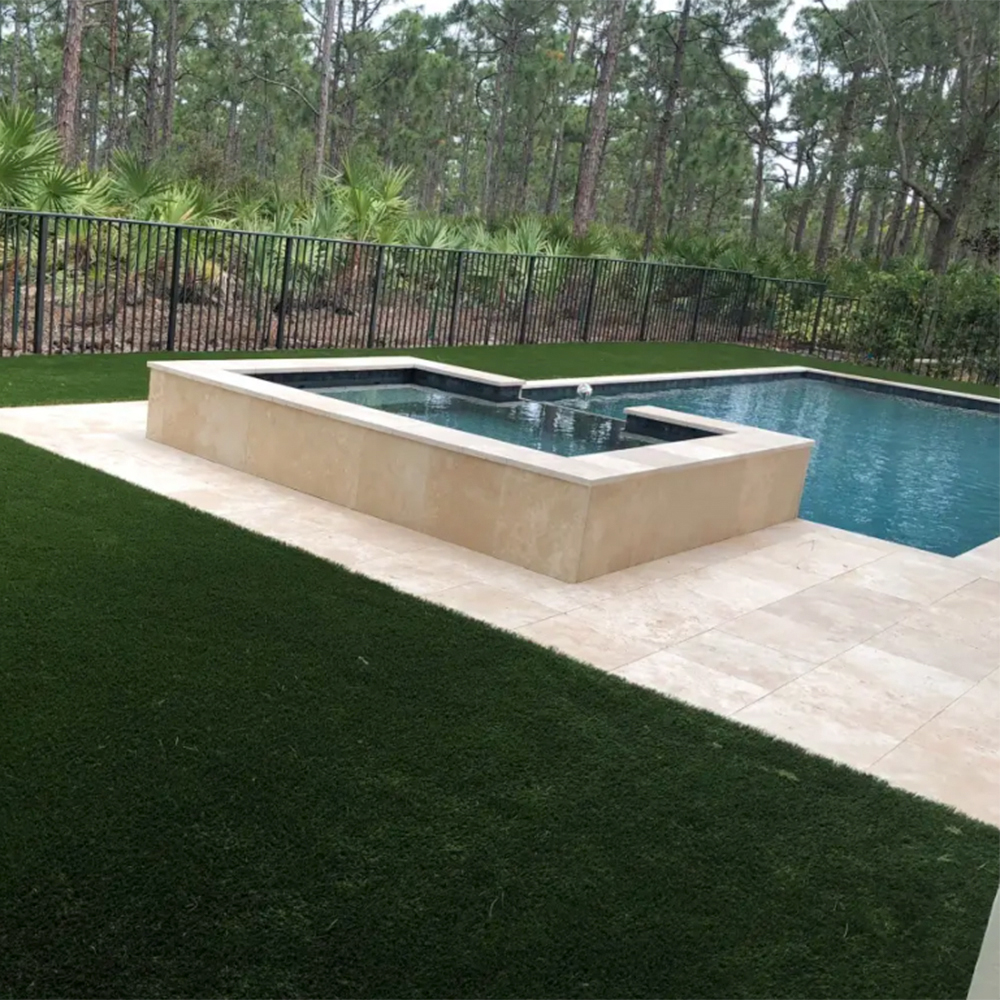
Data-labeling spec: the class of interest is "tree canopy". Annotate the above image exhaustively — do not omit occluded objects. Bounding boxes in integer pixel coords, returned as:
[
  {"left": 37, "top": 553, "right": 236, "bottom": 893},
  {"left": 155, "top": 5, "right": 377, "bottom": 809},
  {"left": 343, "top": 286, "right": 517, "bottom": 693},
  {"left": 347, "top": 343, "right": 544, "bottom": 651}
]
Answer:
[{"left": 0, "top": 0, "right": 996, "bottom": 277}]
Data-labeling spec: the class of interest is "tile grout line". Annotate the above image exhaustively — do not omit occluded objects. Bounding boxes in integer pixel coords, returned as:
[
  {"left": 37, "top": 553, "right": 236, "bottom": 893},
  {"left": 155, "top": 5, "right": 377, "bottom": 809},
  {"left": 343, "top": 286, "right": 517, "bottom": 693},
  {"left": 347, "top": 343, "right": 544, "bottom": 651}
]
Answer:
[{"left": 865, "top": 673, "right": 996, "bottom": 769}]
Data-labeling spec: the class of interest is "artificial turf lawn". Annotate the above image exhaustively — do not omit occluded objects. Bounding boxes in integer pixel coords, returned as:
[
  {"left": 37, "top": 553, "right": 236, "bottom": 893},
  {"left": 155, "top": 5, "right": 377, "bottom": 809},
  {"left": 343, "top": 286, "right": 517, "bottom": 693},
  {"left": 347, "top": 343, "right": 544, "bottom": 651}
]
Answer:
[
  {"left": 1, "top": 431, "right": 998, "bottom": 999},
  {"left": 1, "top": 340, "right": 997, "bottom": 408}
]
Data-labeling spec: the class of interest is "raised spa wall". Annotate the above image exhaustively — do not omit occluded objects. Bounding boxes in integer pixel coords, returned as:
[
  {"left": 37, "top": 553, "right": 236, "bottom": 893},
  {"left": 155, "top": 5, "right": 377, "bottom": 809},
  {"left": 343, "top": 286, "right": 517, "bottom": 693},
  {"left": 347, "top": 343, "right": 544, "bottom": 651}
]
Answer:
[{"left": 146, "top": 358, "right": 814, "bottom": 583}]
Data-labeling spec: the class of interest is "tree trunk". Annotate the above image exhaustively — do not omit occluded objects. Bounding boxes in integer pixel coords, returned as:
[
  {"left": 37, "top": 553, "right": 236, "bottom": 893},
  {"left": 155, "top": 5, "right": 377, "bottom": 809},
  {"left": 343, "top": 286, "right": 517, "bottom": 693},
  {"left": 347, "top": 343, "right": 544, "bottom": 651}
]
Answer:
[
  {"left": 643, "top": 0, "right": 691, "bottom": 256},
  {"left": 87, "top": 83, "right": 99, "bottom": 172},
  {"left": 842, "top": 171, "right": 863, "bottom": 253},
  {"left": 897, "top": 193, "right": 921, "bottom": 255},
  {"left": 105, "top": 0, "right": 119, "bottom": 161},
  {"left": 545, "top": 15, "right": 580, "bottom": 216},
  {"left": 924, "top": 115, "right": 996, "bottom": 272},
  {"left": 162, "top": 0, "right": 179, "bottom": 151},
  {"left": 880, "top": 187, "right": 907, "bottom": 262},
  {"left": 55, "top": 0, "right": 84, "bottom": 164},
  {"left": 914, "top": 194, "right": 932, "bottom": 254},
  {"left": 145, "top": 12, "right": 160, "bottom": 160},
  {"left": 624, "top": 134, "right": 649, "bottom": 230},
  {"left": 792, "top": 166, "right": 828, "bottom": 253},
  {"left": 862, "top": 185, "right": 885, "bottom": 256},
  {"left": 572, "top": 0, "right": 627, "bottom": 238},
  {"left": 927, "top": 213, "right": 959, "bottom": 273},
  {"left": 519, "top": 120, "right": 535, "bottom": 209},
  {"left": 120, "top": 8, "right": 135, "bottom": 149},
  {"left": 664, "top": 149, "right": 684, "bottom": 235},
  {"left": 327, "top": 0, "right": 345, "bottom": 168},
  {"left": 792, "top": 193, "right": 812, "bottom": 253},
  {"left": 225, "top": 100, "right": 240, "bottom": 168},
  {"left": 11, "top": 3, "right": 21, "bottom": 105},
  {"left": 749, "top": 138, "right": 766, "bottom": 246},
  {"left": 814, "top": 67, "right": 862, "bottom": 270},
  {"left": 314, "top": 0, "right": 336, "bottom": 186}
]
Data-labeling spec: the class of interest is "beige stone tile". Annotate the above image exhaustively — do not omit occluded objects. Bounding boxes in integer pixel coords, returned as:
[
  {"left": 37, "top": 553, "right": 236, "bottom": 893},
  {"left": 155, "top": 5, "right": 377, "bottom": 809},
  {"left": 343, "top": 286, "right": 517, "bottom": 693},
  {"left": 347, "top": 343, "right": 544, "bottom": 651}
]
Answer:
[
  {"left": 576, "top": 477, "right": 645, "bottom": 579},
  {"left": 735, "top": 693, "right": 901, "bottom": 768},
  {"left": 516, "top": 616, "right": 661, "bottom": 672},
  {"left": 423, "top": 448, "right": 506, "bottom": 553},
  {"left": 905, "top": 683, "right": 1000, "bottom": 756},
  {"left": 766, "top": 577, "right": 917, "bottom": 633},
  {"left": 243, "top": 397, "right": 365, "bottom": 509},
  {"left": 767, "top": 648, "right": 971, "bottom": 742},
  {"left": 750, "top": 532, "right": 888, "bottom": 580},
  {"left": 672, "top": 553, "right": 822, "bottom": 614},
  {"left": 149, "top": 373, "right": 252, "bottom": 470},
  {"left": 429, "top": 582, "right": 558, "bottom": 630},
  {"left": 274, "top": 525, "right": 396, "bottom": 568},
  {"left": 561, "top": 529, "right": 802, "bottom": 605},
  {"left": 353, "top": 429, "right": 432, "bottom": 533},
  {"left": 492, "top": 466, "right": 590, "bottom": 582},
  {"left": 897, "top": 603, "right": 1000, "bottom": 653},
  {"left": 953, "top": 537, "right": 1000, "bottom": 583},
  {"left": 935, "top": 578, "right": 1000, "bottom": 622},
  {"left": 671, "top": 630, "right": 815, "bottom": 690},
  {"left": 566, "top": 579, "right": 740, "bottom": 649},
  {"left": 867, "top": 622, "right": 999, "bottom": 682},
  {"left": 719, "top": 608, "right": 861, "bottom": 665},
  {"left": 615, "top": 649, "right": 769, "bottom": 714},
  {"left": 868, "top": 740, "right": 1000, "bottom": 825},
  {"left": 460, "top": 561, "right": 587, "bottom": 614},
  {"left": 329, "top": 515, "right": 435, "bottom": 556},
  {"left": 798, "top": 520, "right": 909, "bottom": 554},
  {"left": 734, "top": 444, "right": 811, "bottom": 533},
  {"left": 360, "top": 550, "right": 478, "bottom": 597},
  {"left": 953, "top": 553, "right": 1000, "bottom": 583},
  {"left": 831, "top": 643, "right": 975, "bottom": 700},
  {"left": 626, "top": 458, "right": 753, "bottom": 566},
  {"left": 841, "top": 550, "right": 977, "bottom": 605}
]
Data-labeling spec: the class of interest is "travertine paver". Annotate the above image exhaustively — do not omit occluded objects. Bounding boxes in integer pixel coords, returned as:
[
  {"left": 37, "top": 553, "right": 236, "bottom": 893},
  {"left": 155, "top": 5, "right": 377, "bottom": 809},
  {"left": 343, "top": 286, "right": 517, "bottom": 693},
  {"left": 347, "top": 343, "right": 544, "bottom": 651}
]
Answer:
[{"left": 2, "top": 400, "right": 997, "bottom": 824}]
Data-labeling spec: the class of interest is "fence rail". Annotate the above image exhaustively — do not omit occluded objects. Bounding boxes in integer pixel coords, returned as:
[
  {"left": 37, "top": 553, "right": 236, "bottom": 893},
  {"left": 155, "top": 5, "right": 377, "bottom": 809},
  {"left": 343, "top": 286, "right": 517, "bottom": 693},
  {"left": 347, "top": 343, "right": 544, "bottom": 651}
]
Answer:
[{"left": 0, "top": 209, "right": 995, "bottom": 385}]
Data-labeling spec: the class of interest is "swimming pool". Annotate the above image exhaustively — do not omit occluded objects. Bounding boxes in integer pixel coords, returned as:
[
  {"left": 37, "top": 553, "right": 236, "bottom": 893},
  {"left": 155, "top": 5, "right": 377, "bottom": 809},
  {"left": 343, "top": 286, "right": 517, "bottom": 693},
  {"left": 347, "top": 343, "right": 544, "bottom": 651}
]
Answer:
[
  {"left": 553, "top": 376, "right": 999, "bottom": 556},
  {"left": 309, "top": 383, "right": 666, "bottom": 457}
]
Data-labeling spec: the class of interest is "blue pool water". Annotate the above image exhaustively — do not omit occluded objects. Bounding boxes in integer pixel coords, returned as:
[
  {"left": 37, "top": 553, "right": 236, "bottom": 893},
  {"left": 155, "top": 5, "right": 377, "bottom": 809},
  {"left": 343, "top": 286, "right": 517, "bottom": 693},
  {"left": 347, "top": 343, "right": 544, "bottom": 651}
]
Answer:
[
  {"left": 314, "top": 384, "right": 661, "bottom": 457},
  {"left": 561, "top": 377, "right": 999, "bottom": 556}
]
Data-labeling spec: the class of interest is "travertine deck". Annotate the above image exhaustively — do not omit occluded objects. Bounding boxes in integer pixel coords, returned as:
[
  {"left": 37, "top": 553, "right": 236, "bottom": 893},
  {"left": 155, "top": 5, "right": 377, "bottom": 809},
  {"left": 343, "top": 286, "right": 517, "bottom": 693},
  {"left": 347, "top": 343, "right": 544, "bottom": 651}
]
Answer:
[{"left": 2, "top": 400, "right": 997, "bottom": 824}]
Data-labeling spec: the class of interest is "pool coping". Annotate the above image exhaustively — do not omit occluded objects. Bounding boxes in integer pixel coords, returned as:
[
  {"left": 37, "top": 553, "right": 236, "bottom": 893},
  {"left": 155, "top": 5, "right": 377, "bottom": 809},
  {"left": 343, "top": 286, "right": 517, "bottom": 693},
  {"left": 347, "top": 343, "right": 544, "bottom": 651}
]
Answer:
[{"left": 523, "top": 365, "right": 1000, "bottom": 412}]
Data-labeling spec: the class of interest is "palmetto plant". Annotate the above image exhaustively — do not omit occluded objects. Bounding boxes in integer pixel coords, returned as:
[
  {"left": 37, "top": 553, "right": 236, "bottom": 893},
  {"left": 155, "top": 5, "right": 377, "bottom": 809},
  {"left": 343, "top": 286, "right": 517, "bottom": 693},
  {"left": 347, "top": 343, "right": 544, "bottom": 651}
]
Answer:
[{"left": 0, "top": 105, "right": 111, "bottom": 215}]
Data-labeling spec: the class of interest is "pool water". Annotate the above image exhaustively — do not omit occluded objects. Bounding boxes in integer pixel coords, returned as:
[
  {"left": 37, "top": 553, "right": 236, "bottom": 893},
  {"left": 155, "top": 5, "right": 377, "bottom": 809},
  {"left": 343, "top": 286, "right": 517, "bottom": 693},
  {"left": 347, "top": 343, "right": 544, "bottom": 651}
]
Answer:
[
  {"left": 561, "top": 377, "right": 999, "bottom": 556},
  {"left": 314, "top": 384, "right": 661, "bottom": 457}
]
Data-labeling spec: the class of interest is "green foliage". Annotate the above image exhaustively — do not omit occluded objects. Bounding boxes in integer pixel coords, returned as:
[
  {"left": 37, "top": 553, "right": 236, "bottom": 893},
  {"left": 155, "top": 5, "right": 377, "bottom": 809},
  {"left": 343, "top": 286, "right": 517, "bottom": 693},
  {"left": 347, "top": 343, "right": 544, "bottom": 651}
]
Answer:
[
  {"left": 0, "top": 104, "right": 104, "bottom": 213},
  {"left": 109, "top": 151, "right": 169, "bottom": 215},
  {"left": 840, "top": 262, "right": 999, "bottom": 381}
]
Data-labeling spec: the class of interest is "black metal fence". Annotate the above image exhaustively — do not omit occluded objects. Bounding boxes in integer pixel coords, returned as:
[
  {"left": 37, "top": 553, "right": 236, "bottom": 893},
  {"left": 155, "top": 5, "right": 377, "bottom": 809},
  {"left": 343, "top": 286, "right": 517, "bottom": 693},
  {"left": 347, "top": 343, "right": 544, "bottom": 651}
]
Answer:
[{"left": 0, "top": 209, "right": 995, "bottom": 385}]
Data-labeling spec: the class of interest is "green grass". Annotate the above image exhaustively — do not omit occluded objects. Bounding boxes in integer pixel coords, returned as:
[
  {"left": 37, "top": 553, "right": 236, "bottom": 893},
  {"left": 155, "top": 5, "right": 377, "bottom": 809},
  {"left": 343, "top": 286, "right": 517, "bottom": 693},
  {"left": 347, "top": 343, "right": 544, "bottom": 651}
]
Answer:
[
  {"left": 1, "top": 341, "right": 996, "bottom": 407},
  {"left": 1, "top": 343, "right": 998, "bottom": 998}
]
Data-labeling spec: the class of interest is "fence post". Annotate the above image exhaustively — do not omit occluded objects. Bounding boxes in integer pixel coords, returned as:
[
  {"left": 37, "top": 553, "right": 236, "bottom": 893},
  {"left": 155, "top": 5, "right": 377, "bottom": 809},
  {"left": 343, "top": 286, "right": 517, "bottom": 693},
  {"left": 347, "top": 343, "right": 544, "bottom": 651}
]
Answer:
[
  {"left": 275, "top": 235, "right": 294, "bottom": 350},
  {"left": 581, "top": 257, "right": 600, "bottom": 342},
  {"left": 809, "top": 285, "right": 826, "bottom": 355},
  {"left": 447, "top": 250, "right": 464, "bottom": 346},
  {"left": 517, "top": 255, "right": 537, "bottom": 345},
  {"left": 689, "top": 268, "right": 708, "bottom": 342},
  {"left": 33, "top": 214, "right": 49, "bottom": 354},
  {"left": 366, "top": 244, "right": 385, "bottom": 349},
  {"left": 638, "top": 263, "right": 655, "bottom": 342},
  {"left": 736, "top": 272, "right": 754, "bottom": 343},
  {"left": 166, "top": 225, "right": 183, "bottom": 351}
]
